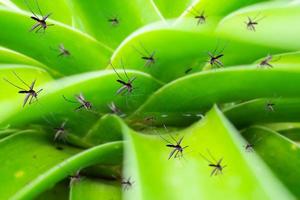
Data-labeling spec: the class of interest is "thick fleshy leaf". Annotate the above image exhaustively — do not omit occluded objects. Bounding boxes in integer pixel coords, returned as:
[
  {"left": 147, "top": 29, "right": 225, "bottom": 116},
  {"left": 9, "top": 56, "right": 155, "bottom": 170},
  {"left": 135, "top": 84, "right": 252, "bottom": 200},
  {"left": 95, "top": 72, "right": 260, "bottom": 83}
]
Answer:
[
  {"left": 36, "top": 181, "right": 69, "bottom": 200},
  {"left": 1, "top": 70, "right": 162, "bottom": 139},
  {"left": 0, "top": 46, "right": 45, "bottom": 68},
  {"left": 124, "top": 106, "right": 293, "bottom": 199},
  {"left": 70, "top": 178, "right": 121, "bottom": 200},
  {"left": 10, "top": 0, "right": 73, "bottom": 25},
  {"left": 217, "top": 1, "right": 300, "bottom": 51},
  {"left": 0, "top": 64, "right": 53, "bottom": 101},
  {"left": 111, "top": 18, "right": 288, "bottom": 83},
  {"left": 66, "top": 0, "right": 162, "bottom": 48},
  {"left": 0, "top": 130, "right": 123, "bottom": 199},
  {"left": 0, "top": 8, "right": 112, "bottom": 76},
  {"left": 242, "top": 126, "right": 300, "bottom": 197},
  {"left": 130, "top": 66, "right": 300, "bottom": 126},
  {"left": 0, "top": 131, "right": 80, "bottom": 199},
  {"left": 153, "top": 0, "right": 192, "bottom": 18},
  {"left": 224, "top": 98, "right": 300, "bottom": 128}
]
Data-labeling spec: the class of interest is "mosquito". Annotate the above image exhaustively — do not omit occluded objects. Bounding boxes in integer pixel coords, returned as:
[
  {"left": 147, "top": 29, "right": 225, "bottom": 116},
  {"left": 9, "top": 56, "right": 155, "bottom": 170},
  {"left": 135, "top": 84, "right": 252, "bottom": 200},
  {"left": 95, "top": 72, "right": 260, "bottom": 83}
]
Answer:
[
  {"left": 159, "top": 128, "right": 188, "bottom": 160},
  {"left": 3, "top": 71, "right": 43, "bottom": 107},
  {"left": 63, "top": 93, "right": 92, "bottom": 111},
  {"left": 133, "top": 43, "right": 156, "bottom": 67},
  {"left": 259, "top": 54, "right": 280, "bottom": 68},
  {"left": 189, "top": 7, "right": 206, "bottom": 25},
  {"left": 53, "top": 120, "right": 68, "bottom": 142},
  {"left": 199, "top": 149, "right": 226, "bottom": 176},
  {"left": 110, "top": 62, "right": 136, "bottom": 95},
  {"left": 57, "top": 44, "right": 71, "bottom": 57},
  {"left": 207, "top": 46, "right": 225, "bottom": 68},
  {"left": 25, "top": 0, "right": 54, "bottom": 33},
  {"left": 265, "top": 100, "right": 275, "bottom": 112},
  {"left": 185, "top": 67, "right": 193, "bottom": 74},
  {"left": 108, "top": 16, "right": 119, "bottom": 26},
  {"left": 69, "top": 170, "right": 81, "bottom": 186},
  {"left": 244, "top": 136, "right": 262, "bottom": 152},
  {"left": 108, "top": 101, "right": 123, "bottom": 115},
  {"left": 245, "top": 13, "right": 265, "bottom": 31},
  {"left": 121, "top": 177, "right": 135, "bottom": 190}
]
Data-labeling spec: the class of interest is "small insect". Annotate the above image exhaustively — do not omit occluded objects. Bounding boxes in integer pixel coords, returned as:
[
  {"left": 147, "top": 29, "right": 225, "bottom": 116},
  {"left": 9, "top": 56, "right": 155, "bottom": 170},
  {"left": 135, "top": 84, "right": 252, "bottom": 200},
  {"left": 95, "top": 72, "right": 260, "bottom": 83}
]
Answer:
[
  {"left": 110, "top": 62, "right": 136, "bottom": 95},
  {"left": 245, "top": 14, "right": 265, "bottom": 31},
  {"left": 3, "top": 71, "right": 43, "bottom": 107},
  {"left": 108, "top": 16, "right": 119, "bottom": 26},
  {"left": 244, "top": 136, "right": 262, "bottom": 152},
  {"left": 69, "top": 170, "right": 81, "bottom": 186},
  {"left": 199, "top": 149, "right": 226, "bottom": 176},
  {"left": 207, "top": 48, "right": 224, "bottom": 68},
  {"left": 259, "top": 55, "right": 280, "bottom": 68},
  {"left": 185, "top": 67, "right": 193, "bottom": 74},
  {"left": 121, "top": 177, "right": 135, "bottom": 190},
  {"left": 63, "top": 93, "right": 92, "bottom": 111},
  {"left": 53, "top": 120, "right": 68, "bottom": 142},
  {"left": 133, "top": 43, "right": 156, "bottom": 67},
  {"left": 189, "top": 7, "right": 207, "bottom": 25},
  {"left": 265, "top": 100, "right": 275, "bottom": 112},
  {"left": 108, "top": 102, "right": 123, "bottom": 115},
  {"left": 244, "top": 143, "right": 254, "bottom": 152},
  {"left": 57, "top": 44, "right": 71, "bottom": 57},
  {"left": 159, "top": 129, "right": 188, "bottom": 160},
  {"left": 25, "top": 0, "right": 54, "bottom": 33}
]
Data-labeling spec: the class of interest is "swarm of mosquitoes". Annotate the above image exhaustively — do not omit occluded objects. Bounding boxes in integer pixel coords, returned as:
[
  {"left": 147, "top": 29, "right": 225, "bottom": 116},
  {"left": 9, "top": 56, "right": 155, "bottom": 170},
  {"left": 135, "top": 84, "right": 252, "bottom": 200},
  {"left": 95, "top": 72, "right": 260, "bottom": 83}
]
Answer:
[{"left": 3, "top": 0, "right": 270, "bottom": 190}]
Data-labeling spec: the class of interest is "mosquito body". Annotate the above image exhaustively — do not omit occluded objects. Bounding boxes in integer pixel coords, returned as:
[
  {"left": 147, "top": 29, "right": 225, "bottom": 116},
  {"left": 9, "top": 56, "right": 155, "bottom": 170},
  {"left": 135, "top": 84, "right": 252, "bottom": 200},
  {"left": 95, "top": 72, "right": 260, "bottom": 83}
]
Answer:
[
  {"left": 133, "top": 43, "right": 156, "bottom": 67},
  {"left": 265, "top": 100, "right": 275, "bottom": 112},
  {"left": 185, "top": 68, "right": 193, "bottom": 74},
  {"left": 245, "top": 14, "right": 265, "bottom": 31},
  {"left": 160, "top": 132, "right": 188, "bottom": 160},
  {"left": 121, "top": 177, "right": 134, "bottom": 190},
  {"left": 108, "top": 102, "right": 123, "bottom": 115},
  {"left": 244, "top": 143, "right": 254, "bottom": 152},
  {"left": 69, "top": 170, "right": 81, "bottom": 186},
  {"left": 108, "top": 17, "right": 119, "bottom": 26},
  {"left": 200, "top": 150, "right": 226, "bottom": 176},
  {"left": 206, "top": 42, "right": 227, "bottom": 68},
  {"left": 259, "top": 55, "right": 281, "bottom": 68},
  {"left": 189, "top": 7, "right": 206, "bottom": 25},
  {"left": 111, "top": 62, "right": 136, "bottom": 95},
  {"left": 57, "top": 44, "right": 70, "bottom": 57},
  {"left": 3, "top": 71, "right": 42, "bottom": 107},
  {"left": 63, "top": 93, "right": 92, "bottom": 111},
  {"left": 25, "top": 0, "right": 53, "bottom": 33},
  {"left": 53, "top": 120, "right": 68, "bottom": 142}
]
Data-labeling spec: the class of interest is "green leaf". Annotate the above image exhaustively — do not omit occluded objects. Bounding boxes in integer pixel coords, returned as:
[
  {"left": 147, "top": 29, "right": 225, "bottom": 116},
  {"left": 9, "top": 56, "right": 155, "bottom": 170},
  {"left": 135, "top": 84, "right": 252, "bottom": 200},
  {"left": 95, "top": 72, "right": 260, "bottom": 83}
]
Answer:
[
  {"left": 111, "top": 19, "right": 287, "bottom": 82},
  {"left": 0, "top": 8, "right": 112, "bottom": 76},
  {"left": 10, "top": 0, "right": 73, "bottom": 25},
  {"left": 124, "top": 106, "right": 293, "bottom": 199},
  {"left": 0, "top": 130, "right": 80, "bottom": 200},
  {"left": 224, "top": 98, "right": 300, "bottom": 128},
  {"left": 217, "top": 1, "right": 300, "bottom": 50},
  {"left": 130, "top": 66, "right": 300, "bottom": 126},
  {"left": 83, "top": 114, "right": 123, "bottom": 146},
  {"left": 66, "top": 0, "right": 162, "bottom": 48},
  {"left": 0, "top": 130, "right": 123, "bottom": 199},
  {"left": 0, "top": 46, "right": 45, "bottom": 68},
  {"left": 36, "top": 181, "right": 69, "bottom": 200},
  {"left": 70, "top": 178, "right": 121, "bottom": 200},
  {"left": 1, "top": 70, "right": 163, "bottom": 139},
  {"left": 242, "top": 126, "right": 300, "bottom": 197},
  {"left": 0, "top": 64, "right": 53, "bottom": 101},
  {"left": 153, "top": 0, "right": 192, "bottom": 18}
]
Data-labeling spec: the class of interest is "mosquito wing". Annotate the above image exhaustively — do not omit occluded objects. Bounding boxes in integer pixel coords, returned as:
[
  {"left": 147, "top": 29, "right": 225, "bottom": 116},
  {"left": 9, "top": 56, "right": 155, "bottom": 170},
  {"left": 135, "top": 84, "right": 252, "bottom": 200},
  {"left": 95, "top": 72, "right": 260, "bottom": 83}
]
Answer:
[
  {"left": 116, "top": 85, "right": 127, "bottom": 95},
  {"left": 168, "top": 148, "right": 177, "bottom": 160},
  {"left": 30, "top": 23, "right": 41, "bottom": 32},
  {"left": 210, "top": 167, "right": 218, "bottom": 176},
  {"left": 23, "top": 93, "right": 31, "bottom": 107}
]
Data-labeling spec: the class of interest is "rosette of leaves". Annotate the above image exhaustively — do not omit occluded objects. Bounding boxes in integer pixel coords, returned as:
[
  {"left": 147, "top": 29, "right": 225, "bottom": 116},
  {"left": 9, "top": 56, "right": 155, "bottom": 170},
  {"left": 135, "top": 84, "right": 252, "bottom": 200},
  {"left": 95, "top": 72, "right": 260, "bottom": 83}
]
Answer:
[{"left": 0, "top": 0, "right": 300, "bottom": 199}]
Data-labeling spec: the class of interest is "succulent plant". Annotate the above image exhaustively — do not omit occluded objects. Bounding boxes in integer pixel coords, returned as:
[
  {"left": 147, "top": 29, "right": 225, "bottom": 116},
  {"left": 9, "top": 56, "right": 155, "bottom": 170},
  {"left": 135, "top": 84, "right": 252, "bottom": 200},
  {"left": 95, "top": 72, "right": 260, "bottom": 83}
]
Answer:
[{"left": 1, "top": 0, "right": 300, "bottom": 199}]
